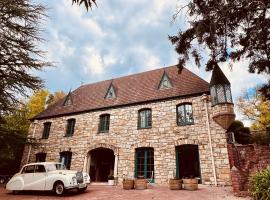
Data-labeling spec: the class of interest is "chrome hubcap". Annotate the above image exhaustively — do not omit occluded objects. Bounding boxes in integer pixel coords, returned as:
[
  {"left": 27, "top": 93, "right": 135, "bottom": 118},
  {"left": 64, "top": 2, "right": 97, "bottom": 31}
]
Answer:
[{"left": 56, "top": 185, "right": 63, "bottom": 194}]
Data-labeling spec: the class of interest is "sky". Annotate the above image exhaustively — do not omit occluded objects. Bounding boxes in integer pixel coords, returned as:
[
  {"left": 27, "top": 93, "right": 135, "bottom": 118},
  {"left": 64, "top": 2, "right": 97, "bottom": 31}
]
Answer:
[{"left": 35, "top": 0, "right": 268, "bottom": 125}]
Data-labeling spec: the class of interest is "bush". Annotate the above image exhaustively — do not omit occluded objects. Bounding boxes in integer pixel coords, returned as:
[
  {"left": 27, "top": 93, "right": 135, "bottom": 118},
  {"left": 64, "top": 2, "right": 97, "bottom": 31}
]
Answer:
[
  {"left": 250, "top": 167, "right": 270, "bottom": 200},
  {"left": 251, "top": 132, "right": 270, "bottom": 145}
]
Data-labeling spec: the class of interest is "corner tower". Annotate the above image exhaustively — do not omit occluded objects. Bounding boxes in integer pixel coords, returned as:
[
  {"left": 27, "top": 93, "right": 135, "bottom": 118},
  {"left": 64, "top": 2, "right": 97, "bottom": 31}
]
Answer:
[{"left": 210, "top": 64, "right": 235, "bottom": 129}]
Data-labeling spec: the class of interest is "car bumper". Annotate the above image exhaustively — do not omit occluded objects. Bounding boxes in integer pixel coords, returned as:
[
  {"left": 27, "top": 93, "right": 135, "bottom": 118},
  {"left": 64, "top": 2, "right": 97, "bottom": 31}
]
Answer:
[{"left": 65, "top": 182, "right": 89, "bottom": 190}]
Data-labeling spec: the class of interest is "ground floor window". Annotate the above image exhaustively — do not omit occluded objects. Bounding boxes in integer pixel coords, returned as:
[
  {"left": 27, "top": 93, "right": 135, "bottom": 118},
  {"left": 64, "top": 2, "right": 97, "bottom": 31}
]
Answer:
[
  {"left": 135, "top": 148, "right": 154, "bottom": 180},
  {"left": 35, "top": 153, "right": 46, "bottom": 162},
  {"left": 59, "top": 151, "right": 72, "bottom": 170},
  {"left": 176, "top": 145, "right": 201, "bottom": 182}
]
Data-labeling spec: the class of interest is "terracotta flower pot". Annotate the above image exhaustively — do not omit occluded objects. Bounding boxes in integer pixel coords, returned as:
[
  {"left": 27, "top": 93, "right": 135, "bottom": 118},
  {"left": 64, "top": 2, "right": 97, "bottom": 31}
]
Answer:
[
  {"left": 134, "top": 179, "right": 147, "bottom": 190},
  {"left": 183, "top": 178, "right": 198, "bottom": 190},
  {"left": 123, "top": 179, "right": 134, "bottom": 190},
  {"left": 169, "top": 179, "right": 182, "bottom": 190}
]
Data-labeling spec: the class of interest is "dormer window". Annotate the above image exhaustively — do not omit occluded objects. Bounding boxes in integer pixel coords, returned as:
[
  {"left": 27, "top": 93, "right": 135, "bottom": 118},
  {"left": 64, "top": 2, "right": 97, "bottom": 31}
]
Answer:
[
  {"left": 105, "top": 83, "right": 116, "bottom": 99},
  {"left": 159, "top": 72, "right": 172, "bottom": 89},
  {"left": 63, "top": 92, "right": 72, "bottom": 106}
]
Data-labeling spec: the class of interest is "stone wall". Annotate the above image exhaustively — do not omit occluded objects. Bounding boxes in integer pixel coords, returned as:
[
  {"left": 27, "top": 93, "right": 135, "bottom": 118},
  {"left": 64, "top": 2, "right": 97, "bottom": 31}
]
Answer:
[
  {"left": 21, "top": 94, "right": 231, "bottom": 185},
  {"left": 227, "top": 144, "right": 270, "bottom": 196}
]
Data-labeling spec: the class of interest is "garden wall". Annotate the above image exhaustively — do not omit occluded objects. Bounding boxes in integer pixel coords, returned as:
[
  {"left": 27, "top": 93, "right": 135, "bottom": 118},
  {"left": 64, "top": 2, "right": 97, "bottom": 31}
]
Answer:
[{"left": 227, "top": 144, "right": 270, "bottom": 196}]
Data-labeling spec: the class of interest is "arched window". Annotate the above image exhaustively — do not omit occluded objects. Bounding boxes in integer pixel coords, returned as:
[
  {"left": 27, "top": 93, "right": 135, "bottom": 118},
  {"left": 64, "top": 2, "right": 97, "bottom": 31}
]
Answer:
[
  {"left": 99, "top": 114, "right": 110, "bottom": 133},
  {"left": 138, "top": 109, "right": 152, "bottom": 129},
  {"left": 176, "top": 103, "right": 194, "bottom": 126}
]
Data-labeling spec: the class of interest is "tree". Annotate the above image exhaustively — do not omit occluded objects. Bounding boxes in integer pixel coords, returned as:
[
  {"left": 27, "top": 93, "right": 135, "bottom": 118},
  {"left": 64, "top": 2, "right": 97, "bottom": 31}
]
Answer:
[
  {"left": 0, "top": 0, "right": 50, "bottom": 114},
  {"left": 169, "top": 0, "right": 270, "bottom": 99},
  {"left": 46, "top": 91, "right": 66, "bottom": 106},
  {"left": 72, "top": 0, "right": 97, "bottom": 10},
  {"left": 237, "top": 88, "right": 270, "bottom": 130},
  {"left": 227, "top": 120, "right": 251, "bottom": 144},
  {"left": 0, "top": 89, "right": 49, "bottom": 174},
  {"left": 26, "top": 89, "right": 49, "bottom": 119}
]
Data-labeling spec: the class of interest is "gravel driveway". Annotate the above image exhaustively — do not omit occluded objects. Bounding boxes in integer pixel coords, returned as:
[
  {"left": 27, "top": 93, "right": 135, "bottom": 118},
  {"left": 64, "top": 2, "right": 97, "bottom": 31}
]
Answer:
[{"left": 0, "top": 184, "right": 250, "bottom": 200}]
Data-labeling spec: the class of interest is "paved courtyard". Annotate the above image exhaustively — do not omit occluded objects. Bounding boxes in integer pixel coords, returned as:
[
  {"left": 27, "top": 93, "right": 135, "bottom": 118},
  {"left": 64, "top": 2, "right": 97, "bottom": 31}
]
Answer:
[{"left": 0, "top": 184, "right": 250, "bottom": 200}]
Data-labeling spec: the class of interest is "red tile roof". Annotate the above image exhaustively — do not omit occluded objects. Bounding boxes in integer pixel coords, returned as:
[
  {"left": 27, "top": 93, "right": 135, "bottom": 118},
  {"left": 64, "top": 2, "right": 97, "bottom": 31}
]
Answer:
[{"left": 34, "top": 65, "right": 209, "bottom": 120}]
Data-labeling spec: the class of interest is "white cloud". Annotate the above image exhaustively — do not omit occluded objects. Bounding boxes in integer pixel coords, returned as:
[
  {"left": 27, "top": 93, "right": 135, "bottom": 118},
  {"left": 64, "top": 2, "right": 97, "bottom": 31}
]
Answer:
[
  {"left": 104, "top": 53, "right": 117, "bottom": 66},
  {"left": 82, "top": 47, "right": 104, "bottom": 75},
  {"left": 131, "top": 45, "right": 161, "bottom": 70}
]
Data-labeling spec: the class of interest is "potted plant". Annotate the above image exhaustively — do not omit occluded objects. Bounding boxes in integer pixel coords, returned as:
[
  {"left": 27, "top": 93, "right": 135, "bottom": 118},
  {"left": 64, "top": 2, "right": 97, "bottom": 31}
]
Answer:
[
  {"left": 169, "top": 178, "right": 182, "bottom": 190},
  {"left": 182, "top": 176, "right": 198, "bottom": 191},
  {"left": 123, "top": 178, "right": 134, "bottom": 189},
  {"left": 169, "top": 172, "right": 182, "bottom": 190},
  {"left": 134, "top": 175, "right": 147, "bottom": 190},
  {"left": 108, "top": 175, "right": 115, "bottom": 186}
]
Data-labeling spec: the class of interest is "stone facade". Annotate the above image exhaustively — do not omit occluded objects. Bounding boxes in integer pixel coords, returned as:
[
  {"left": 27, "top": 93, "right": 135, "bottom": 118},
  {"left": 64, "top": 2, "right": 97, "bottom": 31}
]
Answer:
[{"left": 21, "top": 94, "right": 232, "bottom": 186}]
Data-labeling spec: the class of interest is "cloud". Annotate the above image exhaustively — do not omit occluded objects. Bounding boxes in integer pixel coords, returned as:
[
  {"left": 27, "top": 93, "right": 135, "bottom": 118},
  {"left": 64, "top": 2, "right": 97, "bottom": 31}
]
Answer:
[{"left": 82, "top": 47, "right": 104, "bottom": 75}]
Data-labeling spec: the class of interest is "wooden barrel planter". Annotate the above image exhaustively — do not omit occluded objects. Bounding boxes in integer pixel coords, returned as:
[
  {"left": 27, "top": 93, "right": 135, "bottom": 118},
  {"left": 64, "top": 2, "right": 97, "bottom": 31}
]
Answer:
[
  {"left": 169, "top": 179, "right": 182, "bottom": 190},
  {"left": 134, "top": 179, "right": 147, "bottom": 190},
  {"left": 183, "top": 179, "right": 198, "bottom": 191},
  {"left": 123, "top": 179, "right": 134, "bottom": 190}
]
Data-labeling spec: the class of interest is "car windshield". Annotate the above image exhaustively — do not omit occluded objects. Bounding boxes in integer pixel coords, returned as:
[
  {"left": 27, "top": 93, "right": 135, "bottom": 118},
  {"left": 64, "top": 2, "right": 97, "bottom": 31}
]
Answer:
[{"left": 46, "top": 163, "right": 66, "bottom": 171}]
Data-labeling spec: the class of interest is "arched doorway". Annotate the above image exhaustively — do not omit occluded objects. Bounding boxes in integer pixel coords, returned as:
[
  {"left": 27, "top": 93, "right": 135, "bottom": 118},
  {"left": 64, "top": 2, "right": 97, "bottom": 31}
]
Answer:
[
  {"left": 89, "top": 148, "right": 115, "bottom": 182},
  {"left": 176, "top": 144, "right": 201, "bottom": 182}
]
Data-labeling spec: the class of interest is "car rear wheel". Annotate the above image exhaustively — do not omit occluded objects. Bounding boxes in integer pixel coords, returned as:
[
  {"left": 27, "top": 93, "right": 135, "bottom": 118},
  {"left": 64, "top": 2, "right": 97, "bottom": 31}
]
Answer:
[{"left": 54, "top": 182, "right": 65, "bottom": 196}]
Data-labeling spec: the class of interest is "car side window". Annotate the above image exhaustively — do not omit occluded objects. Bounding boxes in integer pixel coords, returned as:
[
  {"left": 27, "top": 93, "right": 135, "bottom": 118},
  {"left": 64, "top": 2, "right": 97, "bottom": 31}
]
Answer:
[
  {"left": 22, "top": 165, "right": 35, "bottom": 174},
  {"left": 35, "top": 165, "right": 46, "bottom": 173}
]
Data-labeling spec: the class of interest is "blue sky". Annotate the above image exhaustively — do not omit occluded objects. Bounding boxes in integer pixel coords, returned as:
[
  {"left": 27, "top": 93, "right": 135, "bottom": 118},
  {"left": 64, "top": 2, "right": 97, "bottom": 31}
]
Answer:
[{"left": 35, "top": 0, "right": 267, "bottom": 124}]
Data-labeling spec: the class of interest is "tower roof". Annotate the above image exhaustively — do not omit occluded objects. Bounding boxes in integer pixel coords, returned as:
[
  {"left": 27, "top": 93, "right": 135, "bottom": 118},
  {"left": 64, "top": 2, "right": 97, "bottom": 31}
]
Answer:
[{"left": 210, "top": 64, "right": 230, "bottom": 86}]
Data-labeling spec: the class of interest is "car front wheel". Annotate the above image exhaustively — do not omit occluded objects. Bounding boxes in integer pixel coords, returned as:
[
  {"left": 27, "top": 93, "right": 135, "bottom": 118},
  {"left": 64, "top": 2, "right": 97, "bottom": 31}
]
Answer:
[{"left": 54, "top": 182, "right": 65, "bottom": 196}]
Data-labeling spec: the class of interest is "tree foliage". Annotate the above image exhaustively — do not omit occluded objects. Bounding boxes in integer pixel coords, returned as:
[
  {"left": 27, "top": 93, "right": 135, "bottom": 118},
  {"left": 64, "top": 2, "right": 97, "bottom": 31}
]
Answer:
[
  {"left": 72, "top": 0, "right": 97, "bottom": 10},
  {"left": 237, "top": 88, "right": 270, "bottom": 130},
  {"left": 0, "top": 89, "right": 51, "bottom": 174},
  {"left": 170, "top": 0, "right": 270, "bottom": 98},
  {"left": 46, "top": 91, "right": 66, "bottom": 106},
  {"left": 227, "top": 120, "right": 251, "bottom": 144},
  {"left": 0, "top": 0, "right": 50, "bottom": 113}
]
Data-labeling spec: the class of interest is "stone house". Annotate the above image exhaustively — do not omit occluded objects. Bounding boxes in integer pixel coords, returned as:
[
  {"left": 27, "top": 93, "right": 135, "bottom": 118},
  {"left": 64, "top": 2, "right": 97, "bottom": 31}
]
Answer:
[{"left": 21, "top": 65, "right": 235, "bottom": 186}]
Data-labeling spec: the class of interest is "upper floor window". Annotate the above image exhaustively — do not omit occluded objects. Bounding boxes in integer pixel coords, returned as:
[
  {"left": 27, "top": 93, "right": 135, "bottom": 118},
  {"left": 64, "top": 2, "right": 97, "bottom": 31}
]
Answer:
[
  {"left": 99, "top": 114, "right": 110, "bottom": 133},
  {"left": 42, "top": 122, "right": 51, "bottom": 139},
  {"left": 176, "top": 103, "right": 194, "bottom": 126},
  {"left": 138, "top": 109, "right": 152, "bottom": 129},
  {"left": 65, "top": 119, "right": 75, "bottom": 137}
]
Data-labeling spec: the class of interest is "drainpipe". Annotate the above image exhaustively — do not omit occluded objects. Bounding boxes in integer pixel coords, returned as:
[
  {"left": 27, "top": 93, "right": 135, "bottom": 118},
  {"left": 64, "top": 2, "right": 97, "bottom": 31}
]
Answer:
[
  {"left": 26, "top": 120, "right": 38, "bottom": 164},
  {"left": 202, "top": 94, "right": 217, "bottom": 186}
]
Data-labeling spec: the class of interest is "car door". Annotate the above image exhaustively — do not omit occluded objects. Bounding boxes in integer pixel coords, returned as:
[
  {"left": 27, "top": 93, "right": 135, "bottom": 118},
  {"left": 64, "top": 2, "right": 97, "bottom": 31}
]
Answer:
[
  {"left": 31, "top": 164, "right": 46, "bottom": 190},
  {"left": 21, "top": 165, "right": 35, "bottom": 190}
]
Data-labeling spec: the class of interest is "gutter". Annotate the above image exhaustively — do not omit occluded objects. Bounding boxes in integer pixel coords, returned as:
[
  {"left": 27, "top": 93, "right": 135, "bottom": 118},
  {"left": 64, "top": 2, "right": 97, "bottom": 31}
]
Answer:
[{"left": 202, "top": 94, "right": 217, "bottom": 186}]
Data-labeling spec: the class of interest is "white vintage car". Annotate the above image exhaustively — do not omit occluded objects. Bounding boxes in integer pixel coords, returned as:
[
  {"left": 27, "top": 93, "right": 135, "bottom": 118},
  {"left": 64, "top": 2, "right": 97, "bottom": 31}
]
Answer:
[{"left": 6, "top": 162, "right": 90, "bottom": 195}]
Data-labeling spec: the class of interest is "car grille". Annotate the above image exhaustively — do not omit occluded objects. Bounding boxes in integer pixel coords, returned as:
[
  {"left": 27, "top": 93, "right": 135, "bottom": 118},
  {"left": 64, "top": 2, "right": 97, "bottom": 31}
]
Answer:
[{"left": 76, "top": 172, "right": 84, "bottom": 183}]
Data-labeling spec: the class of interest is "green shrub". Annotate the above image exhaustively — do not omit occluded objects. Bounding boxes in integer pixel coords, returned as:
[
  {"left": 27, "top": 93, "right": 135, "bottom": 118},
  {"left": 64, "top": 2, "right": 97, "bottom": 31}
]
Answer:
[{"left": 250, "top": 167, "right": 270, "bottom": 200}]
